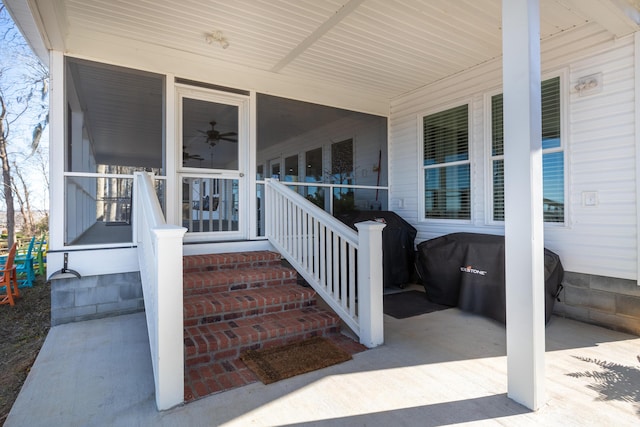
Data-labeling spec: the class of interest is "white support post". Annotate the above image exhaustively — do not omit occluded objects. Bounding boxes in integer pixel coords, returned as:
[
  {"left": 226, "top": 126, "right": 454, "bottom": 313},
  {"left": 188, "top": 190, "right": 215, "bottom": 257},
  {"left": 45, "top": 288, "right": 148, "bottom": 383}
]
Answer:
[
  {"left": 48, "top": 50, "right": 65, "bottom": 258},
  {"left": 355, "top": 221, "right": 386, "bottom": 348},
  {"left": 164, "top": 74, "right": 178, "bottom": 226},
  {"left": 502, "top": 0, "right": 546, "bottom": 411},
  {"left": 635, "top": 32, "right": 640, "bottom": 287},
  {"left": 153, "top": 225, "right": 186, "bottom": 410}
]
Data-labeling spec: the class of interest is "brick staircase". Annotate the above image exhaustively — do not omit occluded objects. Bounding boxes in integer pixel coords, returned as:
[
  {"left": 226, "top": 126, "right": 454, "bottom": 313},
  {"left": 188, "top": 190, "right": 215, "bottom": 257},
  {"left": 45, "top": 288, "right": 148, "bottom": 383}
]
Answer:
[{"left": 183, "top": 250, "right": 357, "bottom": 402}]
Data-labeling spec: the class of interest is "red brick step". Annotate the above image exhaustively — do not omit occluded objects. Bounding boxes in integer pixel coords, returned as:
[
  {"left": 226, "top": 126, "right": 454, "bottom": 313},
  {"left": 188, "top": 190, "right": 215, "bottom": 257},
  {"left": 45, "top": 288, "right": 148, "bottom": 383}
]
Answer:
[
  {"left": 184, "top": 306, "right": 341, "bottom": 368},
  {"left": 182, "top": 250, "right": 363, "bottom": 403},
  {"left": 183, "top": 284, "right": 317, "bottom": 327},
  {"left": 183, "top": 251, "right": 282, "bottom": 273},
  {"left": 183, "top": 265, "right": 298, "bottom": 296}
]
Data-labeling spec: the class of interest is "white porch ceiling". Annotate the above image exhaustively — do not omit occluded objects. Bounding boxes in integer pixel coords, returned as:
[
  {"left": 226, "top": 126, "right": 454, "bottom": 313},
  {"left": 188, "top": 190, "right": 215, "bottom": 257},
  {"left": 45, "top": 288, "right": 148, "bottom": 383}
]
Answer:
[
  {"left": 5, "top": 0, "right": 637, "bottom": 166},
  {"left": 10, "top": 0, "right": 640, "bottom": 106}
]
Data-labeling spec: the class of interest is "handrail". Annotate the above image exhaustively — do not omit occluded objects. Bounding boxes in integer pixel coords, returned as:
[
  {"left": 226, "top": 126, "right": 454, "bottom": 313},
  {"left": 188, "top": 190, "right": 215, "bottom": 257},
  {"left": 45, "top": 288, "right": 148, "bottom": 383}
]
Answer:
[
  {"left": 260, "top": 180, "right": 389, "bottom": 191},
  {"left": 265, "top": 178, "right": 385, "bottom": 347},
  {"left": 134, "top": 172, "right": 186, "bottom": 410}
]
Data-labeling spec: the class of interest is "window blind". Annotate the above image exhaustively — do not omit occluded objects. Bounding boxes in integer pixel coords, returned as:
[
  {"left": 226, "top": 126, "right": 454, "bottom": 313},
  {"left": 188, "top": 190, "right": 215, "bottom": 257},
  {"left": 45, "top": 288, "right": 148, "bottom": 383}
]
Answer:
[
  {"left": 491, "top": 77, "right": 564, "bottom": 223},
  {"left": 423, "top": 104, "right": 470, "bottom": 219}
]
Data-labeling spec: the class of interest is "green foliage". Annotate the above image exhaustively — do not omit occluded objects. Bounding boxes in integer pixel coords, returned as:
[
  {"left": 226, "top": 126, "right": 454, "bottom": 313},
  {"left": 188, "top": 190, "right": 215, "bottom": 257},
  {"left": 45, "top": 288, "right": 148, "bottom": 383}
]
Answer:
[
  {"left": 333, "top": 190, "right": 355, "bottom": 215},
  {"left": 34, "top": 214, "right": 48, "bottom": 235},
  {"left": 306, "top": 191, "right": 325, "bottom": 209}
]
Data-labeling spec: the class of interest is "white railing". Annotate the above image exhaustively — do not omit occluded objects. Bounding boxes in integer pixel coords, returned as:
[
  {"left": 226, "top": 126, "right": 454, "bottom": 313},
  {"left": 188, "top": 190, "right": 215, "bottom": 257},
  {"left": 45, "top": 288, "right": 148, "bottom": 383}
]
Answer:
[
  {"left": 134, "top": 172, "right": 187, "bottom": 410},
  {"left": 265, "top": 178, "right": 385, "bottom": 348}
]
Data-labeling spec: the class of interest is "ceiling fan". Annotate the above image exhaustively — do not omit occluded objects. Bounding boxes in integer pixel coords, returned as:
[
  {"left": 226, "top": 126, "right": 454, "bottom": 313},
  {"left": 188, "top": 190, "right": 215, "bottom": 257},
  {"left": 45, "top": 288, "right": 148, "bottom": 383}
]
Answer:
[
  {"left": 198, "top": 120, "right": 238, "bottom": 147},
  {"left": 183, "top": 150, "right": 204, "bottom": 164}
]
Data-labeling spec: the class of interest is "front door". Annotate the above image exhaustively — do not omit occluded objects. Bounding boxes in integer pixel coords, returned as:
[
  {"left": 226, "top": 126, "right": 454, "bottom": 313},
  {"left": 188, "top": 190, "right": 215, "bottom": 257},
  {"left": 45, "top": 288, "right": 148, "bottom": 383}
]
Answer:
[{"left": 177, "top": 85, "right": 249, "bottom": 241}]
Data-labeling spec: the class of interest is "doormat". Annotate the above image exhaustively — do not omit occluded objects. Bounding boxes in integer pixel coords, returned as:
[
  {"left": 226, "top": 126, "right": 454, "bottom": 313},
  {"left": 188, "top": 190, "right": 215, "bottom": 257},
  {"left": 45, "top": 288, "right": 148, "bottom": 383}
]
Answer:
[
  {"left": 384, "top": 290, "right": 451, "bottom": 319},
  {"left": 240, "top": 336, "right": 352, "bottom": 384}
]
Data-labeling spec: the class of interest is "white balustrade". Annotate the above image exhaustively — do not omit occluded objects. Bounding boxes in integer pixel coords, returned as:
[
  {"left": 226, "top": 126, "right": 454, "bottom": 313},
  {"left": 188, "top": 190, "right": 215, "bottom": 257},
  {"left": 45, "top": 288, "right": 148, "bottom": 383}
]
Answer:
[
  {"left": 265, "top": 178, "right": 385, "bottom": 347},
  {"left": 134, "top": 172, "right": 187, "bottom": 410}
]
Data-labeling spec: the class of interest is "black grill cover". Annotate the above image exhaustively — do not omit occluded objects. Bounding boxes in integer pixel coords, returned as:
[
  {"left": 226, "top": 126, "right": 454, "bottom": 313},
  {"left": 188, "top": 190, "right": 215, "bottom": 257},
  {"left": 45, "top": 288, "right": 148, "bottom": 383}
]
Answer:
[
  {"left": 415, "top": 232, "right": 564, "bottom": 324},
  {"left": 336, "top": 211, "right": 417, "bottom": 288}
]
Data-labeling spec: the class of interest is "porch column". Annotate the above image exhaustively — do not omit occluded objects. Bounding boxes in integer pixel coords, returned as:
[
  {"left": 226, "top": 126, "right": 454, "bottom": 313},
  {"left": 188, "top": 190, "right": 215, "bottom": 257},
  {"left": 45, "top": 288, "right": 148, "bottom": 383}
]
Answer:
[{"left": 502, "top": 0, "right": 546, "bottom": 411}]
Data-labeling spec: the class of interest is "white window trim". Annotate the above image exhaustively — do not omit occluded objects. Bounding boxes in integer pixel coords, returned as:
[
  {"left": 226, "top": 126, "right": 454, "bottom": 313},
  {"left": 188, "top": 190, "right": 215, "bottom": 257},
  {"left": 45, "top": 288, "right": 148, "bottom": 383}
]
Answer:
[
  {"left": 484, "top": 70, "right": 570, "bottom": 228},
  {"left": 416, "top": 98, "right": 474, "bottom": 224}
]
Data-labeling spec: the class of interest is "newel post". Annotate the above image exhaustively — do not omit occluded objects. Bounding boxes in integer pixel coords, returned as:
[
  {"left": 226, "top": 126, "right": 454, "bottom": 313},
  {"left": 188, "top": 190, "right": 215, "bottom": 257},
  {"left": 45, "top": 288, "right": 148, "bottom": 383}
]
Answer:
[
  {"left": 355, "top": 220, "right": 386, "bottom": 348},
  {"left": 153, "top": 225, "right": 187, "bottom": 410}
]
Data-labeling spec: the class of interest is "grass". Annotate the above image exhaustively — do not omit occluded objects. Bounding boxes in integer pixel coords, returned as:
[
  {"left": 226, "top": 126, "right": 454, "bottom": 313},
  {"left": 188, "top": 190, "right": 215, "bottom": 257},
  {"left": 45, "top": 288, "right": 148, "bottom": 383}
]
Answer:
[{"left": 0, "top": 276, "right": 50, "bottom": 423}]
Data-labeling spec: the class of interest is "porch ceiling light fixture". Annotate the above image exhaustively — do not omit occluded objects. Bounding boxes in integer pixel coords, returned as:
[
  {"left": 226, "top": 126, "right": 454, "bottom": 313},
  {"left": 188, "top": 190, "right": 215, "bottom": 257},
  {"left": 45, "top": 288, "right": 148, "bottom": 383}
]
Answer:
[
  {"left": 574, "top": 72, "right": 602, "bottom": 96},
  {"left": 205, "top": 30, "right": 229, "bottom": 49}
]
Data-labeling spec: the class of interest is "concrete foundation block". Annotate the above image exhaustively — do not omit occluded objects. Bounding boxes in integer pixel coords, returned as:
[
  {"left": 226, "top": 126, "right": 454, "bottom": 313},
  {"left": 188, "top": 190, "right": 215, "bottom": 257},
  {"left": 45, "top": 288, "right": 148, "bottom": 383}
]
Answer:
[
  {"left": 589, "top": 310, "right": 640, "bottom": 336},
  {"left": 590, "top": 275, "right": 640, "bottom": 297},
  {"left": 52, "top": 305, "right": 98, "bottom": 326},
  {"left": 557, "top": 271, "right": 640, "bottom": 337},
  {"left": 562, "top": 271, "right": 590, "bottom": 288},
  {"left": 97, "top": 299, "right": 141, "bottom": 315},
  {"left": 75, "top": 286, "right": 120, "bottom": 306},
  {"left": 50, "top": 271, "right": 143, "bottom": 325},
  {"left": 554, "top": 303, "right": 589, "bottom": 323},
  {"left": 588, "top": 289, "right": 616, "bottom": 314},
  {"left": 615, "top": 294, "right": 640, "bottom": 318},
  {"left": 51, "top": 290, "right": 75, "bottom": 309},
  {"left": 563, "top": 286, "right": 590, "bottom": 307}
]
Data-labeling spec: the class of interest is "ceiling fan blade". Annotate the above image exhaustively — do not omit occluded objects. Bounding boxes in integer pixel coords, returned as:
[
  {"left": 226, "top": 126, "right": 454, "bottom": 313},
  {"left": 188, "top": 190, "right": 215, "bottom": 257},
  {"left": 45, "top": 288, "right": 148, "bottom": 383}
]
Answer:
[
  {"left": 219, "top": 131, "right": 238, "bottom": 137},
  {"left": 219, "top": 137, "right": 238, "bottom": 142}
]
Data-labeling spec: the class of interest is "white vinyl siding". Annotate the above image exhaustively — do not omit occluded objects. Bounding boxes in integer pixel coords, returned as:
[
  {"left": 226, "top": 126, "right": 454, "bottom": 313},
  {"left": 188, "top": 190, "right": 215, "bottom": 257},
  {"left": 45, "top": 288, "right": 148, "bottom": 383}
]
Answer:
[{"left": 389, "top": 24, "right": 637, "bottom": 280}]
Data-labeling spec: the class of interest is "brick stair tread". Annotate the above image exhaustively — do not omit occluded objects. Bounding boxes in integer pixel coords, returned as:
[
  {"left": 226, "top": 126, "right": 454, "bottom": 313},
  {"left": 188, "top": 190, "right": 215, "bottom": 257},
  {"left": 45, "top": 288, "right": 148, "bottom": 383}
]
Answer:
[
  {"left": 183, "top": 333, "right": 368, "bottom": 402},
  {"left": 184, "top": 251, "right": 282, "bottom": 272},
  {"left": 183, "top": 284, "right": 317, "bottom": 324},
  {"left": 183, "top": 265, "right": 297, "bottom": 295},
  {"left": 184, "top": 306, "right": 341, "bottom": 363}
]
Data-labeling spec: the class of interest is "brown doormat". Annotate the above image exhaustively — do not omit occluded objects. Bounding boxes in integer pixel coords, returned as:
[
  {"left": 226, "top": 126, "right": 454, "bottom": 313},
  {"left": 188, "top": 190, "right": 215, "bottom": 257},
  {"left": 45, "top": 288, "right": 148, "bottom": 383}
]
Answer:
[{"left": 240, "top": 336, "right": 353, "bottom": 384}]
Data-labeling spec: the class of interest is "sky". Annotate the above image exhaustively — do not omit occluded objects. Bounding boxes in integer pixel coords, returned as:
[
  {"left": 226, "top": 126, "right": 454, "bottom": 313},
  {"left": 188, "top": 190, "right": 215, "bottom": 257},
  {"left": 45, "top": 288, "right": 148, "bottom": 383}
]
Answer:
[{"left": 0, "top": 3, "right": 49, "bottom": 212}]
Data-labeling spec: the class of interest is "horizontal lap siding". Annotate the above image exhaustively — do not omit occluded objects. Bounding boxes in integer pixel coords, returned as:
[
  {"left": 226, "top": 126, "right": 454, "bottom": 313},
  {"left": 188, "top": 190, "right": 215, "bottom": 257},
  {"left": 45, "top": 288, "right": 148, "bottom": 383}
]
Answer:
[
  {"left": 389, "top": 23, "right": 637, "bottom": 280},
  {"left": 564, "top": 37, "right": 636, "bottom": 279}
]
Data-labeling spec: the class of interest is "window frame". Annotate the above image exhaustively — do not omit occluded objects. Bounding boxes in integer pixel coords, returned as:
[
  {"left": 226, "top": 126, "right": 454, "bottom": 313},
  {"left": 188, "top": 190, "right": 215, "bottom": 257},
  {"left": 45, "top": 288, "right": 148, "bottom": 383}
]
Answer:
[
  {"left": 485, "top": 70, "right": 569, "bottom": 227},
  {"left": 417, "top": 99, "right": 473, "bottom": 224}
]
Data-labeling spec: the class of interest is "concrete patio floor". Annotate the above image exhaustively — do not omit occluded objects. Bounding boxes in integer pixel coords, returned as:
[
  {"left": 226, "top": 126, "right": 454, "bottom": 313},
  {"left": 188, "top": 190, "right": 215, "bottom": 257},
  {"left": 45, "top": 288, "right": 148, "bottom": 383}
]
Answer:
[{"left": 6, "top": 307, "right": 640, "bottom": 426}]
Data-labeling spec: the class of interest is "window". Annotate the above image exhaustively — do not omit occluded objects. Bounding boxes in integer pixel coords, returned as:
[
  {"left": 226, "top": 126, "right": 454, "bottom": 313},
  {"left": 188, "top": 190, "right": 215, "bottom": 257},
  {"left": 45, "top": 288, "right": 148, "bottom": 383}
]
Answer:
[
  {"left": 422, "top": 104, "right": 470, "bottom": 220},
  {"left": 491, "top": 76, "right": 564, "bottom": 222},
  {"left": 284, "top": 155, "right": 299, "bottom": 182}
]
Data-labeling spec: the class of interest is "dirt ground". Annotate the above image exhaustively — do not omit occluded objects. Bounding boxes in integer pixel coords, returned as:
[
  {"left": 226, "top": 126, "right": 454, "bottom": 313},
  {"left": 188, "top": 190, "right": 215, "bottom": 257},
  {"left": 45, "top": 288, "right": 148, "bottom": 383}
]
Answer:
[{"left": 0, "top": 277, "right": 50, "bottom": 423}]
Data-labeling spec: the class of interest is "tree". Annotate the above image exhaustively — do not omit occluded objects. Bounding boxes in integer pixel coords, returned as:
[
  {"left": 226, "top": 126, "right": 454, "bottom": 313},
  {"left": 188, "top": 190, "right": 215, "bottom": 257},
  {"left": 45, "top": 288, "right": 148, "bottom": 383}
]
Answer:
[
  {"left": 0, "top": 5, "right": 49, "bottom": 245},
  {"left": 12, "top": 159, "right": 35, "bottom": 234}
]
